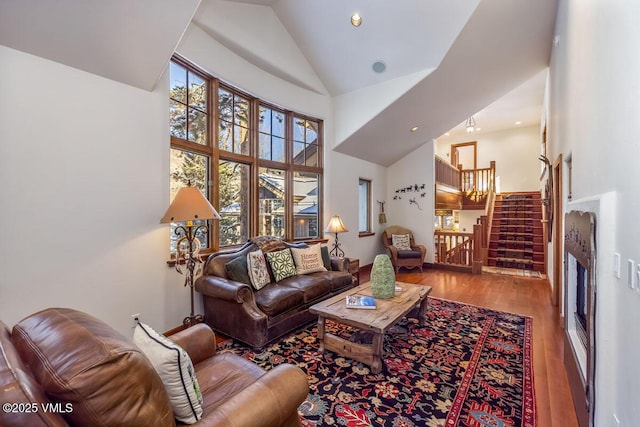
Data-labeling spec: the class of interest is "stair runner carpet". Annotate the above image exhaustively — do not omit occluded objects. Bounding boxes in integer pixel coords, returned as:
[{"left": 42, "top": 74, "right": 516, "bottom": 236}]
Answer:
[{"left": 488, "top": 192, "right": 545, "bottom": 272}]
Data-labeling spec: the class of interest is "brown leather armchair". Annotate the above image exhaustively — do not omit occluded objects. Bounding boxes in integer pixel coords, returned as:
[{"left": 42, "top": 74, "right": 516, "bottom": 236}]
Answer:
[
  {"left": 381, "top": 225, "right": 426, "bottom": 273},
  {"left": 1, "top": 308, "right": 308, "bottom": 427}
]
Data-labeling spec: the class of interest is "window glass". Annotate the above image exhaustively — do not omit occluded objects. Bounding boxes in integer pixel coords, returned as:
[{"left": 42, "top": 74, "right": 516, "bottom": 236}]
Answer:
[
  {"left": 169, "top": 63, "right": 207, "bottom": 146},
  {"left": 358, "top": 179, "right": 371, "bottom": 233},
  {"left": 293, "top": 172, "right": 319, "bottom": 239},
  {"left": 218, "top": 89, "right": 250, "bottom": 155},
  {"left": 259, "top": 106, "right": 286, "bottom": 162},
  {"left": 218, "top": 161, "right": 250, "bottom": 246},
  {"left": 293, "top": 117, "right": 319, "bottom": 166},
  {"left": 259, "top": 168, "right": 286, "bottom": 238},
  {"left": 169, "top": 149, "right": 210, "bottom": 252}
]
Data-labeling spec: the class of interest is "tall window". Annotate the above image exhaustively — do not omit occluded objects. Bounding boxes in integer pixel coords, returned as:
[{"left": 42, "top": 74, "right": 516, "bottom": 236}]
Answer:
[
  {"left": 358, "top": 178, "right": 371, "bottom": 235},
  {"left": 168, "top": 57, "right": 323, "bottom": 253}
]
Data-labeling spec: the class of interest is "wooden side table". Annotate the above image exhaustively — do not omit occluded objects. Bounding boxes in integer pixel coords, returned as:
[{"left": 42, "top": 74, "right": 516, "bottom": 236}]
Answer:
[{"left": 347, "top": 258, "right": 360, "bottom": 285}]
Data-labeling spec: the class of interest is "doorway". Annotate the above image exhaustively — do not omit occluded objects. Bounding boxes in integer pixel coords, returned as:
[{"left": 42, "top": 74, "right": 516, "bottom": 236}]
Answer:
[{"left": 450, "top": 142, "right": 477, "bottom": 169}]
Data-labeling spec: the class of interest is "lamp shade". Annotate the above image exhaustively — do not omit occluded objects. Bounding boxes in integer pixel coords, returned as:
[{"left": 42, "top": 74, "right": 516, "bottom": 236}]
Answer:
[
  {"left": 324, "top": 215, "right": 349, "bottom": 234},
  {"left": 160, "top": 186, "right": 221, "bottom": 223}
]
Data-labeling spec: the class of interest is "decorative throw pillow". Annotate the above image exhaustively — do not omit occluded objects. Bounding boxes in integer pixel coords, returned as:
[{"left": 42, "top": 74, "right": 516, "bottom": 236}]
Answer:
[
  {"left": 392, "top": 234, "right": 412, "bottom": 251},
  {"left": 265, "top": 248, "right": 297, "bottom": 282},
  {"left": 291, "top": 245, "right": 328, "bottom": 275},
  {"left": 133, "top": 322, "right": 203, "bottom": 424},
  {"left": 320, "top": 245, "right": 332, "bottom": 271},
  {"left": 247, "top": 250, "right": 271, "bottom": 290},
  {"left": 225, "top": 255, "right": 251, "bottom": 284}
]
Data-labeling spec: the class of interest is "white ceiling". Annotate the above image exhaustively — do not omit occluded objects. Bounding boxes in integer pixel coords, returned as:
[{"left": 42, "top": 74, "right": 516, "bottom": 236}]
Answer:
[
  {"left": 0, "top": 0, "right": 558, "bottom": 166},
  {"left": 0, "top": 0, "right": 200, "bottom": 91}
]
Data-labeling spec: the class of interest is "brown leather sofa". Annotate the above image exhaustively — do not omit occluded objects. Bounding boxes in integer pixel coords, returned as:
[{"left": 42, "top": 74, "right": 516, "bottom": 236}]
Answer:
[
  {"left": 195, "top": 239, "right": 354, "bottom": 348},
  {"left": 0, "top": 307, "right": 308, "bottom": 427}
]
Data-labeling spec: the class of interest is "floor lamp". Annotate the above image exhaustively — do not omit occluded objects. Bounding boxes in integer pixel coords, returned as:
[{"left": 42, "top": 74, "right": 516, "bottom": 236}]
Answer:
[
  {"left": 161, "top": 183, "right": 220, "bottom": 328},
  {"left": 325, "top": 215, "right": 349, "bottom": 257}
]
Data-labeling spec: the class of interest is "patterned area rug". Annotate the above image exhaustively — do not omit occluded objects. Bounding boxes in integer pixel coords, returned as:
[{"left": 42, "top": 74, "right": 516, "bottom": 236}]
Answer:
[{"left": 218, "top": 297, "right": 535, "bottom": 427}]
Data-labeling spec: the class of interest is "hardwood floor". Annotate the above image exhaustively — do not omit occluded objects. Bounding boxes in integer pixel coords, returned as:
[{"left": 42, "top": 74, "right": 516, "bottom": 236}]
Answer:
[{"left": 359, "top": 266, "right": 579, "bottom": 427}]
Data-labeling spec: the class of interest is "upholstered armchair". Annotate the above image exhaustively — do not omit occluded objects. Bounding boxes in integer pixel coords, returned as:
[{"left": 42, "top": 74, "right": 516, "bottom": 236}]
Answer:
[{"left": 381, "top": 226, "right": 426, "bottom": 273}]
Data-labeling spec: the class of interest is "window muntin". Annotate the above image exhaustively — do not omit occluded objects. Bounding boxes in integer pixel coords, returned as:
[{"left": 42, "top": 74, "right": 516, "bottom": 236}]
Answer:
[
  {"left": 293, "top": 172, "right": 319, "bottom": 239},
  {"left": 358, "top": 179, "right": 372, "bottom": 234},
  {"left": 218, "top": 161, "right": 250, "bottom": 246}
]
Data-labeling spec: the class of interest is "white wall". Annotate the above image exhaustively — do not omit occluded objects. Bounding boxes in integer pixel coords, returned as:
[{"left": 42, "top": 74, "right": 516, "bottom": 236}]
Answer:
[
  {"left": 436, "top": 125, "right": 541, "bottom": 193},
  {"left": 387, "top": 142, "right": 436, "bottom": 263},
  {"left": 0, "top": 45, "right": 185, "bottom": 334},
  {"left": 547, "top": 0, "right": 640, "bottom": 424}
]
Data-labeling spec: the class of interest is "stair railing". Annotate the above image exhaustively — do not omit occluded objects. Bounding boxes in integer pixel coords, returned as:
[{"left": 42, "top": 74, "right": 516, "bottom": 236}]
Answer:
[
  {"left": 434, "top": 231, "right": 474, "bottom": 268},
  {"left": 435, "top": 155, "right": 461, "bottom": 189}
]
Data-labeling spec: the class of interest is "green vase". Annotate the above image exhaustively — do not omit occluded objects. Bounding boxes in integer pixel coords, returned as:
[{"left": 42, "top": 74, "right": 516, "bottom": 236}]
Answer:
[{"left": 370, "top": 254, "right": 396, "bottom": 299}]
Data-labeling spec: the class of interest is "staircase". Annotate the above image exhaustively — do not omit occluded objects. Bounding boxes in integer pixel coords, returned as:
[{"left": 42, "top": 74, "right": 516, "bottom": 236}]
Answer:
[{"left": 487, "top": 192, "right": 545, "bottom": 272}]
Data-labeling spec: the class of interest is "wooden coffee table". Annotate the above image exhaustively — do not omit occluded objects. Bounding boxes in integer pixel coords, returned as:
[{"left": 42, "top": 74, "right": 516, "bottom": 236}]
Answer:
[{"left": 309, "top": 281, "right": 432, "bottom": 374}]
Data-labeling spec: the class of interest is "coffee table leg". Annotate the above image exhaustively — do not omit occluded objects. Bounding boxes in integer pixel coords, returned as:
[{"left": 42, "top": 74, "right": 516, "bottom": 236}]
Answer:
[
  {"left": 418, "top": 297, "right": 429, "bottom": 326},
  {"left": 371, "top": 333, "right": 383, "bottom": 374},
  {"left": 317, "top": 316, "right": 326, "bottom": 353}
]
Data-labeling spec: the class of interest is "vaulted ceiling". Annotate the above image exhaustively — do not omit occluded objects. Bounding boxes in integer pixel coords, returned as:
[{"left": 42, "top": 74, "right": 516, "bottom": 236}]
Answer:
[{"left": 0, "top": 0, "right": 558, "bottom": 166}]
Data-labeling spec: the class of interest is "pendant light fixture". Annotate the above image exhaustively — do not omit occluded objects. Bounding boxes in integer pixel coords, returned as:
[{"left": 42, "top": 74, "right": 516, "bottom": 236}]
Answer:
[{"left": 465, "top": 116, "right": 476, "bottom": 133}]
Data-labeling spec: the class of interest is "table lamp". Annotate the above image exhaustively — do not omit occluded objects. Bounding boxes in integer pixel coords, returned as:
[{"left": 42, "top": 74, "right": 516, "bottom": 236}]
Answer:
[{"left": 324, "top": 215, "right": 349, "bottom": 257}]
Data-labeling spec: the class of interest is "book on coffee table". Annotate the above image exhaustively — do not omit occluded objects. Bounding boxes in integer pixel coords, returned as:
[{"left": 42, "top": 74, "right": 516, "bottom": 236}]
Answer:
[{"left": 346, "top": 295, "right": 376, "bottom": 309}]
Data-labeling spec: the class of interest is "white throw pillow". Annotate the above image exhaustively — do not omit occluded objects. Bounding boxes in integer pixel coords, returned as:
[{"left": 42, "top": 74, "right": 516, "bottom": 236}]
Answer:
[
  {"left": 391, "top": 234, "right": 412, "bottom": 251},
  {"left": 247, "top": 249, "right": 271, "bottom": 290},
  {"left": 291, "top": 245, "right": 328, "bottom": 275},
  {"left": 133, "top": 322, "right": 203, "bottom": 424}
]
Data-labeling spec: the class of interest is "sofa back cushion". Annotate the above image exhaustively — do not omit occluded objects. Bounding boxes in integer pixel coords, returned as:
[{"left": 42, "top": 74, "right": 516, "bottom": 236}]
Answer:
[
  {"left": 11, "top": 308, "right": 175, "bottom": 427},
  {"left": 0, "top": 321, "right": 68, "bottom": 427}
]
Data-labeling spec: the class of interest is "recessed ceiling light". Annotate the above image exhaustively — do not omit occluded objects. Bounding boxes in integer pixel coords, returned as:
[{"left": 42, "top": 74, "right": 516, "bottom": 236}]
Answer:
[
  {"left": 351, "top": 13, "right": 362, "bottom": 27},
  {"left": 410, "top": 126, "right": 419, "bottom": 132},
  {"left": 515, "top": 121, "right": 522, "bottom": 125},
  {"left": 444, "top": 133, "right": 450, "bottom": 136},
  {"left": 372, "top": 61, "right": 386, "bottom": 73}
]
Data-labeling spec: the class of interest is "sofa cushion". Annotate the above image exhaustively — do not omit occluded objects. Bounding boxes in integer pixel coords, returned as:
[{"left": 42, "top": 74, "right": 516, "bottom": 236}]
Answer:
[
  {"left": 225, "top": 256, "right": 251, "bottom": 285},
  {"left": 11, "top": 308, "right": 174, "bottom": 426},
  {"left": 278, "top": 274, "right": 331, "bottom": 302},
  {"left": 192, "top": 352, "right": 267, "bottom": 414},
  {"left": 291, "top": 245, "right": 327, "bottom": 275},
  {"left": 0, "top": 321, "right": 67, "bottom": 427},
  {"left": 392, "top": 233, "right": 412, "bottom": 250},
  {"left": 247, "top": 250, "right": 271, "bottom": 290},
  {"left": 265, "top": 249, "right": 297, "bottom": 282},
  {"left": 134, "top": 322, "right": 203, "bottom": 424},
  {"left": 254, "top": 285, "right": 305, "bottom": 317},
  {"left": 397, "top": 249, "right": 423, "bottom": 259},
  {"left": 307, "top": 270, "right": 353, "bottom": 292}
]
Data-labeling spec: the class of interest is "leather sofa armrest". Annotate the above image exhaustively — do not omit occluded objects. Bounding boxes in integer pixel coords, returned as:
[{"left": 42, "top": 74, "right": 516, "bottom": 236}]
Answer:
[
  {"left": 168, "top": 323, "right": 217, "bottom": 365},
  {"left": 196, "top": 364, "right": 308, "bottom": 427},
  {"left": 330, "top": 256, "right": 349, "bottom": 272},
  {"left": 195, "top": 275, "right": 254, "bottom": 303}
]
